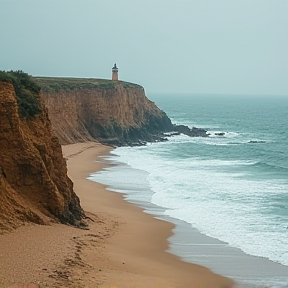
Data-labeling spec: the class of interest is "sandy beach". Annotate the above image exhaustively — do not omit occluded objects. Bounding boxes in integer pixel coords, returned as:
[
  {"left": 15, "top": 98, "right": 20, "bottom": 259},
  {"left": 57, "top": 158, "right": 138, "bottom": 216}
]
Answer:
[{"left": 0, "top": 142, "right": 235, "bottom": 288}]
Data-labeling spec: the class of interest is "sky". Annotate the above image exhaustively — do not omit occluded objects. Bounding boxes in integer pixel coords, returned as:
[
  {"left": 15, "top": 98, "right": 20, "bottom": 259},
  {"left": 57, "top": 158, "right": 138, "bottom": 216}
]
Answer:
[{"left": 0, "top": 0, "right": 287, "bottom": 95}]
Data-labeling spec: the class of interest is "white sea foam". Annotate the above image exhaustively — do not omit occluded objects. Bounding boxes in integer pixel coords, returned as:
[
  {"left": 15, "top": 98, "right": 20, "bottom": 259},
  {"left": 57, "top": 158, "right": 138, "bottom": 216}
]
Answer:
[{"left": 91, "top": 142, "right": 288, "bottom": 268}]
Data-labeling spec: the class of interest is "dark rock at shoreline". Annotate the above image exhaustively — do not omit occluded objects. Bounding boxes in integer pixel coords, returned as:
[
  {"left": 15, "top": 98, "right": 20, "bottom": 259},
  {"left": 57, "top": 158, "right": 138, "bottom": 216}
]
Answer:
[
  {"left": 173, "top": 124, "right": 209, "bottom": 137},
  {"left": 248, "top": 140, "right": 266, "bottom": 144},
  {"left": 215, "top": 132, "right": 225, "bottom": 136}
]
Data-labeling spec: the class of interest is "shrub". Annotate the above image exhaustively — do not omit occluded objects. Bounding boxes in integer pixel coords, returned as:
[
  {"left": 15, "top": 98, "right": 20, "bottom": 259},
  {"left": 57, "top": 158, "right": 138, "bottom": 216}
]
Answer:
[{"left": 0, "top": 70, "right": 41, "bottom": 118}]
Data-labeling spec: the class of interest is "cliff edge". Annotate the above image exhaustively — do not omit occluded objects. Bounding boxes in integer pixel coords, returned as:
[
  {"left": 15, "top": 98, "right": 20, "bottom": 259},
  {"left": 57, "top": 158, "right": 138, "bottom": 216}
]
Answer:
[
  {"left": 35, "top": 77, "right": 174, "bottom": 145},
  {"left": 0, "top": 72, "right": 84, "bottom": 232}
]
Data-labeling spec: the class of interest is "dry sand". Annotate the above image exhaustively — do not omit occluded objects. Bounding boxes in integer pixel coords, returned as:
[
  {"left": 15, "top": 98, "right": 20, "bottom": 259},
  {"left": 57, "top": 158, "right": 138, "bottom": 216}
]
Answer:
[{"left": 0, "top": 142, "right": 235, "bottom": 288}]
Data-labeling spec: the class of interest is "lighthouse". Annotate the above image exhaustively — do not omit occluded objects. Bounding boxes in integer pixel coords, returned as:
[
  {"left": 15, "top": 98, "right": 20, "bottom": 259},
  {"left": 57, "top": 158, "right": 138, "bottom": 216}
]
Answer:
[{"left": 112, "top": 63, "right": 119, "bottom": 81}]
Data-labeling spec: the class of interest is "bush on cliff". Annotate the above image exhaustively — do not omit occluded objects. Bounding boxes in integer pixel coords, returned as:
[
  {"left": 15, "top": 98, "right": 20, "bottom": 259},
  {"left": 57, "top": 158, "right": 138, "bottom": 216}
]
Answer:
[{"left": 0, "top": 70, "right": 41, "bottom": 118}]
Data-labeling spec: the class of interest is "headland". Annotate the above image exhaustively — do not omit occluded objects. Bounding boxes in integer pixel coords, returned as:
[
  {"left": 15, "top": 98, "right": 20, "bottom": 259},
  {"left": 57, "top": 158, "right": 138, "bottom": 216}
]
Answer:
[{"left": 0, "top": 72, "right": 234, "bottom": 287}]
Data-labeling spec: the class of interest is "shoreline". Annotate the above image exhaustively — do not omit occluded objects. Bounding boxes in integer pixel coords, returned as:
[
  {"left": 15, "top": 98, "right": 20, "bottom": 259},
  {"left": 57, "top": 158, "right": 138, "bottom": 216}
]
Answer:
[
  {"left": 64, "top": 142, "right": 235, "bottom": 288},
  {"left": 88, "top": 143, "right": 288, "bottom": 288},
  {"left": 0, "top": 142, "right": 234, "bottom": 288}
]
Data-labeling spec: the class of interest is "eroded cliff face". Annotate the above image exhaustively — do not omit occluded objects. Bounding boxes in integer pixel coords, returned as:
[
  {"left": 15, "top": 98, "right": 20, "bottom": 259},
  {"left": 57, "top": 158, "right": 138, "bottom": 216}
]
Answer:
[
  {"left": 38, "top": 79, "right": 173, "bottom": 145},
  {"left": 0, "top": 81, "right": 84, "bottom": 232}
]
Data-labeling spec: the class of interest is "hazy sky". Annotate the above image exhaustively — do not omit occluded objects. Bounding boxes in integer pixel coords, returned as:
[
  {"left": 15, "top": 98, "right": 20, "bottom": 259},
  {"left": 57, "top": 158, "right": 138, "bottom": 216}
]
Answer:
[{"left": 1, "top": 0, "right": 287, "bottom": 95}]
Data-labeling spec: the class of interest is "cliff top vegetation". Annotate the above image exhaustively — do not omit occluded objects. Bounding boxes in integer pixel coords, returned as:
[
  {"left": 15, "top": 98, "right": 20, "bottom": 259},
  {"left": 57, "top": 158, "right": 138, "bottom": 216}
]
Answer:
[
  {"left": 34, "top": 77, "right": 142, "bottom": 93},
  {"left": 0, "top": 70, "right": 41, "bottom": 118}
]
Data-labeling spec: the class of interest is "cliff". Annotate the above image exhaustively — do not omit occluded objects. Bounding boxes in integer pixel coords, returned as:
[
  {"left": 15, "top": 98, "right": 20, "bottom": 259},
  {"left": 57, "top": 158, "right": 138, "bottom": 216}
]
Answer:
[
  {"left": 35, "top": 77, "right": 174, "bottom": 145},
  {"left": 0, "top": 73, "right": 84, "bottom": 232}
]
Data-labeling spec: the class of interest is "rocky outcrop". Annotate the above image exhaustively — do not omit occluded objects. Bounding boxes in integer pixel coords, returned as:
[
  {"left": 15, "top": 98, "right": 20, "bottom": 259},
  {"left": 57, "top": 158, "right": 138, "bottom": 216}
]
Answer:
[
  {"left": 173, "top": 125, "right": 209, "bottom": 137},
  {"left": 35, "top": 78, "right": 174, "bottom": 146},
  {"left": 0, "top": 80, "right": 84, "bottom": 232}
]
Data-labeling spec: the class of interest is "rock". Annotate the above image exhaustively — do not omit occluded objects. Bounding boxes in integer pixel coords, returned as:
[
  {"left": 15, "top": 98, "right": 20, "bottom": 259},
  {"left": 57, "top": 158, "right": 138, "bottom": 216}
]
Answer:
[
  {"left": 215, "top": 132, "right": 225, "bottom": 136},
  {"left": 173, "top": 124, "right": 208, "bottom": 137},
  {"left": 248, "top": 140, "right": 266, "bottom": 144}
]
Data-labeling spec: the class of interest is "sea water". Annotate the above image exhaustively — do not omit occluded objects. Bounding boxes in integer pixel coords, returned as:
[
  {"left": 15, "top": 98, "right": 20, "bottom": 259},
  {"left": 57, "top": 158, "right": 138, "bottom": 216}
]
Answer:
[{"left": 89, "top": 94, "right": 288, "bottom": 287}]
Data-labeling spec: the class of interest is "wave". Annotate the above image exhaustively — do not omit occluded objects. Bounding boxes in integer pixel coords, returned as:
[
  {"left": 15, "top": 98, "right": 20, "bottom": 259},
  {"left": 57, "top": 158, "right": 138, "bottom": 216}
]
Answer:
[
  {"left": 167, "top": 126, "right": 274, "bottom": 150},
  {"left": 208, "top": 132, "right": 268, "bottom": 143},
  {"left": 249, "top": 160, "right": 288, "bottom": 175},
  {"left": 192, "top": 131, "right": 271, "bottom": 147},
  {"left": 227, "top": 140, "right": 268, "bottom": 145},
  {"left": 91, "top": 143, "right": 288, "bottom": 279}
]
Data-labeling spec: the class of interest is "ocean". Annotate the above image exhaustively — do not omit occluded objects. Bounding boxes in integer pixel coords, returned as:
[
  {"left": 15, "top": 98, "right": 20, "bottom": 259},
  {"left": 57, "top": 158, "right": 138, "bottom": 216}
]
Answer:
[{"left": 89, "top": 94, "right": 288, "bottom": 287}]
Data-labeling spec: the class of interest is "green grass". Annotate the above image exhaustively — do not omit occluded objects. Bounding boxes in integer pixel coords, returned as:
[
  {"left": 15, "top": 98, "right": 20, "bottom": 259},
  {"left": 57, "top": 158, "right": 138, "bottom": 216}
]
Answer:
[{"left": 34, "top": 77, "right": 142, "bottom": 92}]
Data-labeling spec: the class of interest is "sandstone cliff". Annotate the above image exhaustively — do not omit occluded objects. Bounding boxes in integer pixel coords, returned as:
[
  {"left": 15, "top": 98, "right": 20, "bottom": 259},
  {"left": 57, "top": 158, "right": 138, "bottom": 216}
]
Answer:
[
  {"left": 35, "top": 78, "right": 174, "bottom": 145},
  {"left": 0, "top": 76, "right": 84, "bottom": 232}
]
